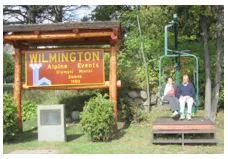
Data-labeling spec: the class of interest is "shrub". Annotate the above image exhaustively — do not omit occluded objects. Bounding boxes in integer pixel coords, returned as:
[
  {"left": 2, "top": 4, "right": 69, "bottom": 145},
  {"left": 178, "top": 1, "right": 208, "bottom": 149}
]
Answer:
[
  {"left": 22, "top": 90, "right": 51, "bottom": 104},
  {"left": 22, "top": 100, "right": 37, "bottom": 122},
  {"left": 134, "top": 108, "right": 149, "bottom": 123},
  {"left": 58, "top": 91, "right": 96, "bottom": 117},
  {"left": 3, "top": 92, "right": 17, "bottom": 142},
  {"left": 118, "top": 98, "right": 136, "bottom": 123},
  {"left": 118, "top": 97, "right": 148, "bottom": 123},
  {"left": 80, "top": 93, "right": 114, "bottom": 142}
]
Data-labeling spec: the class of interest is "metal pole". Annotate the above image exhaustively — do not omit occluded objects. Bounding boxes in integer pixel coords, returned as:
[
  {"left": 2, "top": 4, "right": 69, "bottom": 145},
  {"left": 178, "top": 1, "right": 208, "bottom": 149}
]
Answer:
[
  {"left": 173, "top": 14, "right": 180, "bottom": 84},
  {"left": 159, "top": 55, "right": 166, "bottom": 104},
  {"left": 164, "top": 24, "right": 173, "bottom": 56},
  {"left": 195, "top": 57, "right": 199, "bottom": 106},
  {"left": 159, "top": 57, "right": 162, "bottom": 104},
  {"left": 173, "top": 13, "right": 178, "bottom": 50}
]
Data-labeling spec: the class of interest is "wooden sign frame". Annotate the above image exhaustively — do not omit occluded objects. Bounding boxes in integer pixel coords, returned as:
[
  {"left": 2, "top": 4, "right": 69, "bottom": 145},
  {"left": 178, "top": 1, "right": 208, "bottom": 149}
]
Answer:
[{"left": 3, "top": 21, "right": 121, "bottom": 133}]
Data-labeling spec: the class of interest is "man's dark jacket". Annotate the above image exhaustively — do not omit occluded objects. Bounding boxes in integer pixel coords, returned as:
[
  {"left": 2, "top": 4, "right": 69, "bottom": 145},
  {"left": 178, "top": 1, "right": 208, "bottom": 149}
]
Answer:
[{"left": 176, "top": 82, "right": 195, "bottom": 99}]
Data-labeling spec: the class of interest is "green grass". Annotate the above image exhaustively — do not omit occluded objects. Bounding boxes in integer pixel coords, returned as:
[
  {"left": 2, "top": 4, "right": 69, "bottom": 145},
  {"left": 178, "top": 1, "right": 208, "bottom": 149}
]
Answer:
[{"left": 3, "top": 107, "right": 224, "bottom": 154}]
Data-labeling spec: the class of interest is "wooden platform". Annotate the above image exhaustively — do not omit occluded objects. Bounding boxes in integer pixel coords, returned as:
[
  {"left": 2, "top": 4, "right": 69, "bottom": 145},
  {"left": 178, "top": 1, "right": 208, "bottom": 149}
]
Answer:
[
  {"left": 152, "top": 116, "right": 217, "bottom": 145},
  {"left": 153, "top": 116, "right": 214, "bottom": 130}
]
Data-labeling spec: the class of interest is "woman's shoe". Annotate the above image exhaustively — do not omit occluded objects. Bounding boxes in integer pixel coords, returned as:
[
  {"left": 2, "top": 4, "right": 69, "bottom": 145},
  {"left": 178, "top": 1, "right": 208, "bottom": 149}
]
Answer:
[{"left": 171, "top": 111, "right": 179, "bottom": 118}]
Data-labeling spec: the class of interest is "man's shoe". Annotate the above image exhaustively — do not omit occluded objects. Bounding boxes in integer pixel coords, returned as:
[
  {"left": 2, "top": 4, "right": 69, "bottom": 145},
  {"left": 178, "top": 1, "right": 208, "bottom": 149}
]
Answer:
[
  {"left": 171, "top": 111, "right": 179, "bottom": 118},
  {"left": 180, "top": 114, "right": 185, "bottom": 120},
  {"left": 186, "top": 114, "right": 192, "bottom": 120}
]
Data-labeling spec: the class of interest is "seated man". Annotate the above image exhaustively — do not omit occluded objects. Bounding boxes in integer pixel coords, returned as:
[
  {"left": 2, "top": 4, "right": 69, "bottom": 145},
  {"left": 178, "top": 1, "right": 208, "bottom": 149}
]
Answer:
[
  {"left": 177, "top": 75, "right": 195, "bottom": 120},
  {"left": 160, "top": 76, "right": 179, "bottom": 118}
]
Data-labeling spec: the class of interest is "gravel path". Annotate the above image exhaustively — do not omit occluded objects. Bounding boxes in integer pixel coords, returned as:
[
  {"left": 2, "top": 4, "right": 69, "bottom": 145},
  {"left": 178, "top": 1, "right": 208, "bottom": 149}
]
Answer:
[{"left": 9, "top": 149, "right": 57, "bottom": 154}]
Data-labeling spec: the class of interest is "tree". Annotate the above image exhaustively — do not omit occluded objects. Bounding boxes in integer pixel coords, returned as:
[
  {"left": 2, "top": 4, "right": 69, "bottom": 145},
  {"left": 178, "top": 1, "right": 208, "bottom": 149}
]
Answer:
[
  {"left": 81, "top": 16, "right": 90, "bottom": 22},
  {"left": 3, "top": 51, "right": 14, "bottom": 83},
  {"left": 211, "top": 5, "right": 224, "bottom": 122},
  {"left": 200, "top": 12, "right": 212, "bottom": 118},
  {"left": 3, "top": 5, "right": 48, "bottom": 24},
  {"left": 174, "top": 5, "right": 224, "bottom": 120},
  {"left": 42, "top": 5, "right": 89, "bottom": 23},
  {"left": 136, "top": 6, "right": 150, "bottom": 112},
  {"left": 91, "top": 5, "right": 133, "bottom": 21},
  {"left": 3, "top": 5, "right": 89, "bottom": 24}
]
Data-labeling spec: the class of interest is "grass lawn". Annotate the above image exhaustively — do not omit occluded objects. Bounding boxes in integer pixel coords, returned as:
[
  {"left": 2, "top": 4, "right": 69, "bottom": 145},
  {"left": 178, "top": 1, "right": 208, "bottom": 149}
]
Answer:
[{"left": 3, "top": 107, "right": 224, "bottom": 154}]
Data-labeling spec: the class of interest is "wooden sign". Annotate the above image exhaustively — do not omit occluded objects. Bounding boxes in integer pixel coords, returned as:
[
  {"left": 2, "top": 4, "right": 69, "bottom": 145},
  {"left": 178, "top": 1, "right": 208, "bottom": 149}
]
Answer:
[{"left": 25, "top": 49, "right": 105, "bottom": 87}]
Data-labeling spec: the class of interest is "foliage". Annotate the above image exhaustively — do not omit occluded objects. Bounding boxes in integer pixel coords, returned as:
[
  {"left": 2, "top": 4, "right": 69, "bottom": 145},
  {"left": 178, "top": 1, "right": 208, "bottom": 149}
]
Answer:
[
  {"left": 3, "top": 92, "right": 17, "bottom": 142},
  {"left": 22, "top": 89, "right": 101, "bottom": 118},
  {"left": 134, "top": 107, "right": 149, "bottom": 123},
  {"left": 3, "top": 5, "right": 89, "bottom": 24},
  {"left": 3, "top": 51, "right": 14, "bottom": 83},
  {"left": 2, "top": 5, "right": 224, "bottom": 123},
  {"left": 22, "top": 100, "right": 37, "bottom": 122},
  {"left": 79, "top": 93, "right": 114, "bottom": 142},
  {"left": 91, "top": 5, "right": 134, "bottom": 21},
  {"left": 118, "top": 96, "right": 149, "bottom": 123},
  {"left": 118, "top": 98, "right": 136, "bottom": 122},
  {"left": 218, "top": 76, "right": 224, "bottom": 108},
  {"left": 22, "top": 90, "right": 57, "bottom": 104},
  {"left": 58, "top": 90, "right": 98, "bottom": 117},
  {"left": 90, "top": 5, "right": 224, "bottom": 110}
]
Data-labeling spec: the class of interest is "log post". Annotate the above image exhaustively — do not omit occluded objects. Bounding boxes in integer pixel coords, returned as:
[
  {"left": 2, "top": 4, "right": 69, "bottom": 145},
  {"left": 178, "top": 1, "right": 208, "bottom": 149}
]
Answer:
[
  {"left": 109, "top": 45, "right": 118, "bottom": 133},
  {"left": 14, "top": 48, "right": 23, "bottom": 133}
]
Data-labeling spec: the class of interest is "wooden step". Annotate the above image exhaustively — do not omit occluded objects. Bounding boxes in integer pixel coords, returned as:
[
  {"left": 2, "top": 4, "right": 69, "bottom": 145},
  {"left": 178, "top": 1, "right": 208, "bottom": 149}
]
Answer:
[
  {"left": 184, "top": 139, "right": 217, "bottom": 144},
  {"left": 152, "top": 130, "right": 216, "bottom": 134},
  {"left": 152, "top": 139, "right": 182, "bottom": 144},
  {"left": 153, "top": 125, "right": 214, "bottom": 130},
  {"left": 152, "top": 116, "right": 215, "bottom": 130},
  {"left": 152, "top": 139, "right": 217, "bottom": 144}
]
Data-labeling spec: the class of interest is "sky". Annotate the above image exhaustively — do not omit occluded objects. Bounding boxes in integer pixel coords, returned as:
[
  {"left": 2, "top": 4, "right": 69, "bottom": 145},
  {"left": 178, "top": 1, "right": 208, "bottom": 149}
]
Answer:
[
  {"left": 3, "top": 5, "right": 97, "bottom": 24},
  {"left": 76, "top": 5, "right": 96, "bottom": 20},
  {"left": 3, "top": 5, "right": 97, "bottom": 53}
]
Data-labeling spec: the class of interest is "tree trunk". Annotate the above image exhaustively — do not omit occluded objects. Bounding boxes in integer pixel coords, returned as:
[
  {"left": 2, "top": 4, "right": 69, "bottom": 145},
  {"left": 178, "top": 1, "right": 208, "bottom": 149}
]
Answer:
[
  {"left": 136, "top": 10, "right": 150, "bottom": 112},
  {"left": 53, "top": 6, "right": 63, "bottom": 22},
  {"left": 27, "top": 6, "right": 36, "bottom": 24},
  {"left": 200, "top": 15, "right": 212, "bottom": 118},
  {"left": 210, "top": 6, "right": 223, "bottom": 122}
]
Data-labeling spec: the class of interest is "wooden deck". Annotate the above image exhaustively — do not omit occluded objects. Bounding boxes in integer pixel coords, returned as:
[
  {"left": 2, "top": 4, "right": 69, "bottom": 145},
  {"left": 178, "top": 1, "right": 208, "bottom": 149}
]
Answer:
[
  {"left": 153, "top": 116, "right": 214, "bottom": 130},
  {"left": 152, "top": 116, "right": 217, "bottom": 145}
]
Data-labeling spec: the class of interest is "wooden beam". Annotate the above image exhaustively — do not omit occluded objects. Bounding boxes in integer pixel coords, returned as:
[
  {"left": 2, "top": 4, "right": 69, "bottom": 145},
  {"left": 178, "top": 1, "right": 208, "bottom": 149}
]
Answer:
[
  {"left": 12, "top": 42, "right": 29, "bottom": 50},
  {"left": 21, "top": 80, "right": 121, "bottom": 90},
  {"left": 72, "top": 28, "right": 79, "bottom": 34},
  {"left": 14, "top": 48, "right": 23, "bottom": 133},
  {"left": 11, "top": 51, "right": 16, "bottom": 56},
  {"left": 34, "top": 31, "right": 40, "bottom": 35},
  {"left": 3, "top": 39, "right": 14, "bottom": 45},
  {"left": 109, "top": 45, "right": 118, "bottom": 133},
  {"left": 20, "top": 37, "right": 111, "bottom": 46},
  {"left": 4, "top": 32, "right": 113, "bottom": 41},
  {"left": 111, "top": 28, "right": 119, "bottom": 40},
  {"left": 23, "top": 48, "right": 111, "bottom": 53},
  {"left": 12, "top": 48, "right": 111, "bottom": 56},
  {"left": 26, "top": 41, "right": 111, "bottom": 46},
  {"left": 11, "top": 28, "right": 114, "bottom": 35}
]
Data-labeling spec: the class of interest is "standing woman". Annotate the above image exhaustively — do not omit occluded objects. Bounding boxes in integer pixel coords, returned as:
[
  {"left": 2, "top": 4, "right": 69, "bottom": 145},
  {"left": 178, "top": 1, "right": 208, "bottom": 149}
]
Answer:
[{"left": 160, "top": 76, "right": 179, "bottom": 118}]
